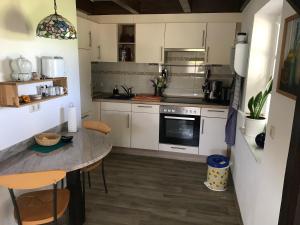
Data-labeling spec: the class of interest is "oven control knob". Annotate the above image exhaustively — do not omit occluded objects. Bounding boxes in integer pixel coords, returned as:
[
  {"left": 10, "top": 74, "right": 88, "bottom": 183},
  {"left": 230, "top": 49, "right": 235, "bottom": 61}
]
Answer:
[
  {"left": 168, "top": 109, "right": 171, "bottom": 112},
  {"left": 171, "top": 109, "right": 175, "bottom": 113}
]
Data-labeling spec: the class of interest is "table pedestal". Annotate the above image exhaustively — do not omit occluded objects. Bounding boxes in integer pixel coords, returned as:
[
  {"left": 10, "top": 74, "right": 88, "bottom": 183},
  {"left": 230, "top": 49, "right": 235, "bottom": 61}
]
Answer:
[{"left": 67, "top": 170, "right": 85, "bottom": 225}]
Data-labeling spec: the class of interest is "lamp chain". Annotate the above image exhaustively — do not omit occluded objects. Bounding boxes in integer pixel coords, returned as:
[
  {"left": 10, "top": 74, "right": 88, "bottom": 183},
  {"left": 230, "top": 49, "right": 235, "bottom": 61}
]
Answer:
[{"left": 54, "top": 0, "right": 57, "bottom": 14}]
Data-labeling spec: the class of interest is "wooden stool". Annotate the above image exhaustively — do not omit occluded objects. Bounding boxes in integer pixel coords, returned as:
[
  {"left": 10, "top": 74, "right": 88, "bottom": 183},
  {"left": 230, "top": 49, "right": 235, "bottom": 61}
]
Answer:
[{"left": 0, "top": 170, "right": 69, "bottom": 225}]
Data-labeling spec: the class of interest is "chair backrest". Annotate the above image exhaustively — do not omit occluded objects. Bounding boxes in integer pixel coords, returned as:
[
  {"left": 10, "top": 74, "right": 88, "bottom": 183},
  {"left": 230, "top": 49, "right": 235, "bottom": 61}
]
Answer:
[
  {"left": 0, "top": 170, "right": 66, "bottom": 190},
  {"left": 83, "top": 120, "right": 112, "bottom": 134}
]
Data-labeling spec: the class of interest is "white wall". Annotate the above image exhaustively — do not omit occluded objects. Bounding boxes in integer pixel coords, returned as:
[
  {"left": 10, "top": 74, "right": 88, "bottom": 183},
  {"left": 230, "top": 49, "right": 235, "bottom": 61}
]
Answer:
[
  {"left": 231, "top": 1, "right": 297, "bottom": 225},
  {"left": 0, "top": 0, "right": 81, "bottom": 150},
  {"left": 0, "top": 0, "right": 80, "bottom": 224}
]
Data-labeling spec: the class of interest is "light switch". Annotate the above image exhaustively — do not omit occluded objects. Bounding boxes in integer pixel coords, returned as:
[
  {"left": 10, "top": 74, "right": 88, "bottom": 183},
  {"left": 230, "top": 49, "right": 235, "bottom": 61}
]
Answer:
[{"left": 269, "top": 125, "right": 275, "bottom": 139}]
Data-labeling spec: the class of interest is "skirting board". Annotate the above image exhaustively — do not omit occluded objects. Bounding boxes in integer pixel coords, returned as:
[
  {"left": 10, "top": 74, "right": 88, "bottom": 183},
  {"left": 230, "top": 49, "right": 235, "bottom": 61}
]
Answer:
[{"left": 112, "top": 147, "right": 207, "bottom": 163}]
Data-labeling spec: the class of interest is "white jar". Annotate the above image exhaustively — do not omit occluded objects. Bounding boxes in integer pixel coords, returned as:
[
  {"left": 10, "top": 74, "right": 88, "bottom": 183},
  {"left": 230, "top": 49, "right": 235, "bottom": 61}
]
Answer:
[{"left": 10, "top": 56, "right": 32, "bottom": 81}]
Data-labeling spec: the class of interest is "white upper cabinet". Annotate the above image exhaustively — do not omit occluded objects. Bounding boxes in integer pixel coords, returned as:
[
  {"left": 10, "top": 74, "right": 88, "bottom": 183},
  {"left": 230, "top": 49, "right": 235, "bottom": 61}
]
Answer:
[
  {"left": 136, "top": 24, "right": 165, "bottom": 63},
  {"left": 99, "top": 24, "right": 118, "bottom": 62},
  {"left": 164, "top": 23, "right": 207, "bottom": 49},
  {"left": 206, "top": 23, "right": 236, "bottom": 65},
  {"left": 91, "top": 23, "right": 118, "bottom": 62},
  {"left": 90, "top": 22, "right": 101, "bottom": 62},
  {"left": 77, "top": 17, "right": 92, "bottom": 50}
]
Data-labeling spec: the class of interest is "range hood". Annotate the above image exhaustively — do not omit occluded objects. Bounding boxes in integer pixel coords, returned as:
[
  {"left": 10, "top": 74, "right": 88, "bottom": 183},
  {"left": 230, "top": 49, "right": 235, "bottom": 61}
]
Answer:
[{"left": 164, "top": 48, "right": 205, "bottom": 66}]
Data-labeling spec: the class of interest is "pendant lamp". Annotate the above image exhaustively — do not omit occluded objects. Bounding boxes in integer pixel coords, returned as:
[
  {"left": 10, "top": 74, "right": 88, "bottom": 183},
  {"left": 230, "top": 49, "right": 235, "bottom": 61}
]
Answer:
[{"left": 36, "top": 0, "right": 77, "bottom": 40}]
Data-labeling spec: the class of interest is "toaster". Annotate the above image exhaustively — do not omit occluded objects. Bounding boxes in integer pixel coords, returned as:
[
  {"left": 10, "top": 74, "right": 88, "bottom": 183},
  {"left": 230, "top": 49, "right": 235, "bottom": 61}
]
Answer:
[{"left": 42, "top": 56, "right": 65, "bottom": 78}]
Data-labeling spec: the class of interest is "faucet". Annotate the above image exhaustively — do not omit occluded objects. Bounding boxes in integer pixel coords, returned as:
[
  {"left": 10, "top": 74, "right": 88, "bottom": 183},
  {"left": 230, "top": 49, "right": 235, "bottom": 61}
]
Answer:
[{"left": 121, "top": 85, "right": 133, "bottom": 97}]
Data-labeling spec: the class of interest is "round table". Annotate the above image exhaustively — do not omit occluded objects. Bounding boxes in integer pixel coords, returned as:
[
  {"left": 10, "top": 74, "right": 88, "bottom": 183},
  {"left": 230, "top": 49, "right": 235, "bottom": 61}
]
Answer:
[{"left": 0, "top": 128, "right": 112, "bottom": 225}]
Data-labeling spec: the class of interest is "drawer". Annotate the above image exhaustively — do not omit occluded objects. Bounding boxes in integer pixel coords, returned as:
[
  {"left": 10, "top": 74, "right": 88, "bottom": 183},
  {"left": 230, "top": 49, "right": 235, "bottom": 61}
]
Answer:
[
  {"left": 159, "top": 144, "right": 199, "bottom": 155},
  {"left": 101, "top": 102, "right": 131, "bottom": 112},
  {"left": 132, "top": 104, "right": 159, "bottom": 113},
  {"left": 201, "top": 108, "right": 228, "bottom": 118}
]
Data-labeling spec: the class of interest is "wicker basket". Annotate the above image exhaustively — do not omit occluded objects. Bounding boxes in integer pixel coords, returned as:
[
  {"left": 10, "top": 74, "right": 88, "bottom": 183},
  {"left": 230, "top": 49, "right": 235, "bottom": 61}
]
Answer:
[{"left": 35, "top": 133, "right": 61, "bottom": 146}]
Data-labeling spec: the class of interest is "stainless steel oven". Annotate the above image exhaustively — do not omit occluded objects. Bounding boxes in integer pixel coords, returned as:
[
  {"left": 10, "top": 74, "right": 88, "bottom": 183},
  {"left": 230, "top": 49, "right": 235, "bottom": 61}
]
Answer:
[{"left": 159, "top": 105, "right": 201, "bottom": 147}]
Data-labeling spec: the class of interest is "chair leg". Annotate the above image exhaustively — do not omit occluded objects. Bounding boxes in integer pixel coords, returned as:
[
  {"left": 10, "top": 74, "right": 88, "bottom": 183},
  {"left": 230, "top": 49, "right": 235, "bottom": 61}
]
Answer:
[
  {"left": 61, "top": 178, "right": 64, "bottom": 189},
  {"left": 101, "top": 161, "right": 108, "bottom": 193},
  {"left": 88, "top": 172, "right": 91, "bottom": 188},
  {"left": 82, "top": 172, "right": 86, "bottom": 220}
]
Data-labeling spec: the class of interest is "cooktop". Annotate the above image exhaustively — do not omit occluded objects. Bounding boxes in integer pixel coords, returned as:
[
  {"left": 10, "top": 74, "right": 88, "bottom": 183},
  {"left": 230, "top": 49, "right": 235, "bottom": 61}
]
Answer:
[{"left": 161, "top": 97, "right": 229, "bottom": 106}]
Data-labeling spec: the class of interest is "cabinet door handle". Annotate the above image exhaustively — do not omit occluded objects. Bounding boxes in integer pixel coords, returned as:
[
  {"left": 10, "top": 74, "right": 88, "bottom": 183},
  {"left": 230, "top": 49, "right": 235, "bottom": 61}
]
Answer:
[
  {"left": 127, "top": 114, "right": 130, "bottom": 128},
  {"left": 207, "top": 109, "right": 226, "bottom": 113},
  {"left": 202, "top": 30, "right": 205, "bottom": 47},
  {"left": 201, "top": 119, "right": 205, "bottom": 134},
  {"left": 98, "top": 45, "right": 101, "bottom": 59},
  {"left": 160, "top": 46, "right": 164, "bottom": 62},
  {"left": 137, "top": 105, "right": 153, "bottom": 108},
  {"left": 171, "top": 146, "right": 186, "bottom": 150},
  {"left": 206, "top": 46, "right": 210, "bottom": 63},
  {"left": 89, "top": 31, "right": 92, "bottom": 47}
]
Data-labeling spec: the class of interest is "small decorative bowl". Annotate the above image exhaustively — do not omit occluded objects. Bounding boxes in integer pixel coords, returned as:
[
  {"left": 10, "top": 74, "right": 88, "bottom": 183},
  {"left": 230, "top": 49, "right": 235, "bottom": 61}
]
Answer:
[{"left": 35, "top": 133, "right": 61, "bottom": 146}]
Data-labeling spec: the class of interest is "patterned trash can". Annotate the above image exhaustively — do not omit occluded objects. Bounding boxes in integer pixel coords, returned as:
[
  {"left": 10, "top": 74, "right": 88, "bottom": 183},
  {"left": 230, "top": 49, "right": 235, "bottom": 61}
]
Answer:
[{"left": 204, "top": 154, "right": 230, "bottom": 191}]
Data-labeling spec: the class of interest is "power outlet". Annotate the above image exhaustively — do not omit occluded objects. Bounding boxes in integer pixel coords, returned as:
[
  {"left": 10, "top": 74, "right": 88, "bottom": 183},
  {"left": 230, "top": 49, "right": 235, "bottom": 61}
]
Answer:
[{"left": 29, "top": 103, "right": 41, "bottom": 113}]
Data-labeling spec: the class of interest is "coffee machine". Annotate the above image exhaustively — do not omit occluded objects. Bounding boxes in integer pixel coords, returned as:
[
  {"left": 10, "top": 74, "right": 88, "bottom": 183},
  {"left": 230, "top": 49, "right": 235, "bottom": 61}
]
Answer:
[{"left": 202, "top": 67, "right": 224, "bottom": 103}]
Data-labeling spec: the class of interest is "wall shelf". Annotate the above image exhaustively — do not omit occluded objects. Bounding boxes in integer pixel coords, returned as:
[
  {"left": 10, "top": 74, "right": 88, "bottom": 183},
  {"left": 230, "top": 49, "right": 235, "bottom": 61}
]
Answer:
[{"left": 0, "top": 77, "right": 68, "bottom": 107}]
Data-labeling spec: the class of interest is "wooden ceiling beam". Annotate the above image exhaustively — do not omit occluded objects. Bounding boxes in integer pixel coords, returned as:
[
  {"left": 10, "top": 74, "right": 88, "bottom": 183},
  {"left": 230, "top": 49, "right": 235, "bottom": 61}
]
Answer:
[
  {"left": 178, "top": 0, "right": 191, "bottom": 13},
  {"left": 91, "top": 0, "right": 140, "bottom": 14}
]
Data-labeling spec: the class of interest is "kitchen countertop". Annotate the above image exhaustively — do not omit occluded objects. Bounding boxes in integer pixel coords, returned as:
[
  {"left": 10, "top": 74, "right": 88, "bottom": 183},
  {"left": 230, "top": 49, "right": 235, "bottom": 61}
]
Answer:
[
  {"left": 93, "top": 94, "right": 230, "bottom": 109},
  {"left": 0, "top": 128, "right": 112, "bottom": 176}
]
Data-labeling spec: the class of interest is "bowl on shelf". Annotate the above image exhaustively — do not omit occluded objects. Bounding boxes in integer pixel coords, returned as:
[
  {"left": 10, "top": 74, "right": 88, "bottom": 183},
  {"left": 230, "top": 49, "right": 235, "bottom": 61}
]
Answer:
[
  {"left": 35, "top": 133, "right": 61, "bottom": 146},
  {"left": 30, "top": 94, "right": 42, "bottom": 100}
]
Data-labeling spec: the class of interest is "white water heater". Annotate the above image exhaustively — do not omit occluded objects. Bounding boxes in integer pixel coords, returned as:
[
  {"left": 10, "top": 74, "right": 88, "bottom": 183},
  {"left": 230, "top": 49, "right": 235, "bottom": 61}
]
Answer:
[{"left": 234, "top": 43, "right": 249, "bottom": 77}]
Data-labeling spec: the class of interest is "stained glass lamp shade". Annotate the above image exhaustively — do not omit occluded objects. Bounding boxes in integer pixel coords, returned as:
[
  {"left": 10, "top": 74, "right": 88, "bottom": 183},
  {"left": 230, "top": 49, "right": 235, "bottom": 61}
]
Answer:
[{"left": 36, "top": 0, "right": 77, "bottom": 40}]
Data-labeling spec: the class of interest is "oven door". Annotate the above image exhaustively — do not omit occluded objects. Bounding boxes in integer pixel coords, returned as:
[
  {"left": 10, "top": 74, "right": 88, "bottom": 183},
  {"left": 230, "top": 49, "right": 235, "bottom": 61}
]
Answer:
[{"left": 159, "top": 114, "right": 200, "bottom": 146}]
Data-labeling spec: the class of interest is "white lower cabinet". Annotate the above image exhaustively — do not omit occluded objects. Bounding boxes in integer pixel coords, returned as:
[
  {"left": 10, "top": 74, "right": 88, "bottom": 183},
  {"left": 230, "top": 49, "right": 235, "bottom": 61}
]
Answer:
[
  {"left": 131, "top": 112, "right": 159, "bottom": 150},
  {"left": 100, "top": 103, "right": 131, "bottom": 148},
  {"left": 199, "top": 117, "right": 227, "bottom": 156}
]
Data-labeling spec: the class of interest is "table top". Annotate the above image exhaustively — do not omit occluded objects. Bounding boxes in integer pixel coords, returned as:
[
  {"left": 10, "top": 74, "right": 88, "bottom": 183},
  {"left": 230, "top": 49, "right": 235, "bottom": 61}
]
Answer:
[{"left": 0, "top": 129, "right": 112, "bottom": 176}]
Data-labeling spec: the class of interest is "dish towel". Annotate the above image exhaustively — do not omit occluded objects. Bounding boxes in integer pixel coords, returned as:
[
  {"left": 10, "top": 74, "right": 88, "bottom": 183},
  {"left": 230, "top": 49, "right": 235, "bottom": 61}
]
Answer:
[{"left": 225, "top": 75, "right": 243, "bottom": 146}]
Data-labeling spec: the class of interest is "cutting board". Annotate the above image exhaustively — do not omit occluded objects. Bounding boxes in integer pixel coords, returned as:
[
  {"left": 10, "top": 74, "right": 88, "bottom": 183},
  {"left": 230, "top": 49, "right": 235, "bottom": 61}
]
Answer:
[{"left": 132, "top": 95, "right": 161, "bottom": 102}]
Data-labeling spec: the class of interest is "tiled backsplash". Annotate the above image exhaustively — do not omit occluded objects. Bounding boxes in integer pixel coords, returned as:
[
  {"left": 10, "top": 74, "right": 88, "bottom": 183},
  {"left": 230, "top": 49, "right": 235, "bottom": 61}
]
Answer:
[{"left": 92, "top": 62, "right": 234, "bottom": 97}]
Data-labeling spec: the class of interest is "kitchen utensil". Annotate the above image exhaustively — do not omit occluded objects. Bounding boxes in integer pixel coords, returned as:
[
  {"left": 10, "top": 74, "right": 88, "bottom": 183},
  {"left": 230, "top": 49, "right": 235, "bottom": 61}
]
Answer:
[
  {"left": 113, "top": 86, "right": 119, "bottom": 95},
  {"left": 35, "top": 133, "right": 61, "bottom": 146},
  {"left": 30, "top": 94, "right": 42, "bottom": 100},
  {"left": 61, "top": 136, "right": 73, "bottom": 143},
  {"left": 10, "top": 56, "right": 32, "bottom": 81}
]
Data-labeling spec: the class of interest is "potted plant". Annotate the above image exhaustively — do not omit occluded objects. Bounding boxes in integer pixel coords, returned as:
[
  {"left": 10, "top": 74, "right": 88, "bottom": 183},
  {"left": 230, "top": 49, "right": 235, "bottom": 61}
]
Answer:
[{"left": 245, "top": 78, "right": 273, "bottom": 137}]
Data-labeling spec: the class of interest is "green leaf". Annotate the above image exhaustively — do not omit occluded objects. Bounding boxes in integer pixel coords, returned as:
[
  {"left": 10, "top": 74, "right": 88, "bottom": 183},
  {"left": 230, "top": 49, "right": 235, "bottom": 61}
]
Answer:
[{"left": 248, "top": 97, "right": 255, "bottom": 118}]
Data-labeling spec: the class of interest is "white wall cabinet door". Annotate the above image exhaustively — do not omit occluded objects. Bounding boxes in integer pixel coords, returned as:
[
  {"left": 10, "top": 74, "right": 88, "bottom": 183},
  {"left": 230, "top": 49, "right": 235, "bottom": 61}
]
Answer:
[
  {"left": 79, "top": 49, "right": 93, "bottom": 117},
  {"left": 199, "top": 117, "right": 227, "bottom": 156},
  {"left": 165, "top": 23, "right": 207, "bottom": 49},
  {"left": 131, "top": 112, "right": 159, "bottom": 150},
  {"left": 77, "top": 17, "right": 92, "bottom": 50},
  {"left": 91, "top": 22, "right": 101, "bottom": 62},
  {"left": 136, "top": 24, "right": 165, "bottom": 63},
  {"left": 98, "top": 24, "right": 118, "bottom": 62},
  {"left": 101, "top": 110, "right": 131, "bottom": 148},
  {"left": 206, "top": 23, "right": 236, "bottom": 65}
]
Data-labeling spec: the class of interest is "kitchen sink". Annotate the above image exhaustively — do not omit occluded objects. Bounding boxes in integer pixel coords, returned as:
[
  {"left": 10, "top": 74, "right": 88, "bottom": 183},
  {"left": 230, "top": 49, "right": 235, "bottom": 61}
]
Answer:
[{"left": 104, "top": 95, "right": 132, "bottom": 100}]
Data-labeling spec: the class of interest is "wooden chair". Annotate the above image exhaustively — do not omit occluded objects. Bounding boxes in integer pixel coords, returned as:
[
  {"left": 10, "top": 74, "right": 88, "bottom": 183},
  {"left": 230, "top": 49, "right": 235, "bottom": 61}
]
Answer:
[
  {"left": 81, "top": 120, "right": 111, "bottom": 215},
  {"left": 0, "top": 170, "right": 69, "bottom": 225}
]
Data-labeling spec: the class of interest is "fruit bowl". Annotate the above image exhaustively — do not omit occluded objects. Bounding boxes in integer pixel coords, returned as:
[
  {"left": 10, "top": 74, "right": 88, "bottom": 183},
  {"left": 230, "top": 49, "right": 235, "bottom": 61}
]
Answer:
[{"left": 34, "top": 133, "right": 61, "bottom": 146}]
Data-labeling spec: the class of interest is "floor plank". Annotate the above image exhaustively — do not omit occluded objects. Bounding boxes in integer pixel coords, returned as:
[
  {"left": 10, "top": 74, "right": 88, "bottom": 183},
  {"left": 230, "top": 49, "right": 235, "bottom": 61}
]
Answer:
[{"left": 84, "top": 153, "right": 242, "bottom": 225}]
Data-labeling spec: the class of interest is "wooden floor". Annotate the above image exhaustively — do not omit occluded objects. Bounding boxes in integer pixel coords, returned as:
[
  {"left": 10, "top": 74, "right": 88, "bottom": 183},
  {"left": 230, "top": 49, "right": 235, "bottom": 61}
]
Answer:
[{"left": 83, "top": 153, "right": 242, "bottom": 225}]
